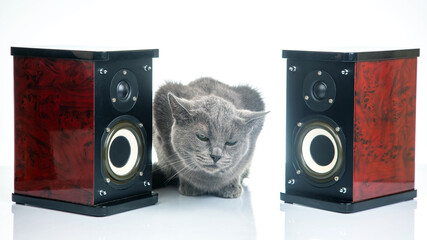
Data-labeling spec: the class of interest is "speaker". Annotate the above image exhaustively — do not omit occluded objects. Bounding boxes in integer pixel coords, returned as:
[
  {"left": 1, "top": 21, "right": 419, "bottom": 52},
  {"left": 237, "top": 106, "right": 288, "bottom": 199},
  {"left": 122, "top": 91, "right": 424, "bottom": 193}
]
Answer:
[
  {"left": 281, "top": 49, "right": 419, "bottom": 213},
  {"left": 12, "top": 47, "right": 158, "bottom": 216}
]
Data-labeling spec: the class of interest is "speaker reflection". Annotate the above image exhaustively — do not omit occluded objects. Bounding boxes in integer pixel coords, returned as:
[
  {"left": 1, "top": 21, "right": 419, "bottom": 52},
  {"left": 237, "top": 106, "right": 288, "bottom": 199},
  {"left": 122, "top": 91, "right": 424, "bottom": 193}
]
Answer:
[
  {"left": 281, "top": 200, "right": 416, "bottom": 240},
  {"left": 13, "top": 186, "right": 257, "bottom": 240}
]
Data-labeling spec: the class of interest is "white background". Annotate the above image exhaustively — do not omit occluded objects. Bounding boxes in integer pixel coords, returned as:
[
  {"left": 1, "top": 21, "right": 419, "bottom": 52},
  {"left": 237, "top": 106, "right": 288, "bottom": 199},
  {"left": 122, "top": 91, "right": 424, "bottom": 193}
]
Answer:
[{"left": 0, "top": 0, "right": 426, "bottom": 239}]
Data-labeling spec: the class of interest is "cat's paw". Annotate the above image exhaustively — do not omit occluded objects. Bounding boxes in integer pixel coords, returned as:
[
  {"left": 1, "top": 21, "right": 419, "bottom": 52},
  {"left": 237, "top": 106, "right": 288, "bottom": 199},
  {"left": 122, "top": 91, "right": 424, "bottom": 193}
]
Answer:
[
  {"left": 216, "top": 183, "right": 243, "bottom": 198},
  {"left": 178, "top": 182, "right": 205, "bottom": 196}
]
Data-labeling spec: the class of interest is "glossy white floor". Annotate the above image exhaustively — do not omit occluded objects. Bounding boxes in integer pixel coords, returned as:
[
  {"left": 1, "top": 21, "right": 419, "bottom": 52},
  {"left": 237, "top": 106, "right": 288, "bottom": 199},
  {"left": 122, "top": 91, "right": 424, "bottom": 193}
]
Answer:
[{"left": 0, "top": 164, "right": 426, "bottom": 240}]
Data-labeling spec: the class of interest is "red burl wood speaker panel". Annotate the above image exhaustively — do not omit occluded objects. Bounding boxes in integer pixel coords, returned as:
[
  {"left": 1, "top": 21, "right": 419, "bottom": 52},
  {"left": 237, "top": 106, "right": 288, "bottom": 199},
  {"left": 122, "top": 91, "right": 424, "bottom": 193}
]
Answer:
[
  {"left": 12, "top": 47, "right": 159, "bottom": 216},
  {"left": 353, "top": 58, "right": 417, "bottom": 202},
  {"left": 281, "top": 49, "right": 419, "bottom": 213},
  {"left": 14, "top": 57, "right": 95, "bottom": 205}
]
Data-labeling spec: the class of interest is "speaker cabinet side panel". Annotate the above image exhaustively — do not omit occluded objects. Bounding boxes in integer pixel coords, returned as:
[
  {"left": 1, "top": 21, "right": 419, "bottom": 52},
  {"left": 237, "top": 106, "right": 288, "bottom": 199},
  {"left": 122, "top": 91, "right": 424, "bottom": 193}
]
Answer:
[
  {"left": 14, "top": 56, "right": 95, "bottom": 205},
  {"left": 353, "top": 58, "right": 416, "bottom": 202}
]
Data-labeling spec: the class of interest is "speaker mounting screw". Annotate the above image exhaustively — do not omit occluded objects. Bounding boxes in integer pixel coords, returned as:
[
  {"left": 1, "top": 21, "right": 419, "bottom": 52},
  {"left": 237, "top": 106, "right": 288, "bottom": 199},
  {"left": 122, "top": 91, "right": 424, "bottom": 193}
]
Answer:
[
  {"left": 139, "top": 171, "right": 144, "bottom": 177},
  {"left": 111, "top": 98, "right": 117, "bottom": 103},
  {"left": 105, "top": 177, "right": 111, "bottom": 183},
  {"left": 99, "top": 190, "right": 107, "bottom": 196},
  {"left": 143, "top": 65, "right": 152, "bottom": 71},
  {"left": 122, "top": 70, "right": 128, "bottom": 75},
  {"left": 297, "top": 122, "right": 302, "bottom": 127},
  {"left": 328, "top": 98, "right": 334, "bottom": 104},
  {"left": 106, "top": 128, "right": 111, "bottom": 133},
  {"left": 138, "top": 123, "right": 144, "bottom": 128},
  {"left": 132, "top": 96, "right": 137, "bottom": 101},
  {"left": 335, "top": 127, "right": 341, "bottom": 132},
  {"left": 339, "top": 187, "right": 347, "bottom": 194},
  {"left": 341, "top": 69, "right": 349, "bottom": 75},
  {"left": 289, "top": 66, "right": 297, "bottom": 72},
  {"left": 99, "top": 68, "right": 108, "bottom": 75},
  {"left": 317, "top": 70, "right": 322, "bottom": 76},
  {"left": 288, "top": 179, "right": 296, "bottom": 185},
  {"left": 304, "top": 95, "right": 309, "bottom": 101},
  {"left": 296, "top": 170, "right": 301, "bottom": 175},
  {"left": 334, "top": 176, "right": 339, "bottom": 181},
  {"left": 144, "top": 181, "right": 151, "bottom": 186}
]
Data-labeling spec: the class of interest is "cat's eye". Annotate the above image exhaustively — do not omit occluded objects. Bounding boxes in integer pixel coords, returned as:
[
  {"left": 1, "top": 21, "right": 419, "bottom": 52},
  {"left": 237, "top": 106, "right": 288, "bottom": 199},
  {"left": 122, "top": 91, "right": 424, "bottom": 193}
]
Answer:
[
  {"left": 196, "top": 134, "right": 209, "bottom": 142},
  {"left": 225, "top": 140, "right": 237, "bottom": 146}
]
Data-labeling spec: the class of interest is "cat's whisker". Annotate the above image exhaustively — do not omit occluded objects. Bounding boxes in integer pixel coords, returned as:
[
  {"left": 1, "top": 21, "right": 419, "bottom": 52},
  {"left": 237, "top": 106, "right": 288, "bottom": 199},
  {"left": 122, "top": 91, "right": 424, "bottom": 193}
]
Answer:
[{"left": 164, "top": 162, "right": 197, "bottom": 185}]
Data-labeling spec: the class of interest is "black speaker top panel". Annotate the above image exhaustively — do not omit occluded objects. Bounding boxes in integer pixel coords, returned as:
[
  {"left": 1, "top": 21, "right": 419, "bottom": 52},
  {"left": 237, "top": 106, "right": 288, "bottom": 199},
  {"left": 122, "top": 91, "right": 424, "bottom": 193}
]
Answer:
[
  {"left": 11, "top": 47, "right": 159, "bottom": 61},
  {"left": 282, "top": 49, "right": 419, "bottom": 62}
]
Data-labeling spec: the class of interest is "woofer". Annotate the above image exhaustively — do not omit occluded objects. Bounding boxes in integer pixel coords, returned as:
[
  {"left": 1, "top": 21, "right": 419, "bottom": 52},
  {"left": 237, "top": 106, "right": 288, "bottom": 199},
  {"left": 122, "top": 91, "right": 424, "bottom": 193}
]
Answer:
[
  {"left": 101, "top": 115, "right": 146, "bottom": 188},
  {"left": 294, "top": 117, "right": 345, "bottom": 185}
]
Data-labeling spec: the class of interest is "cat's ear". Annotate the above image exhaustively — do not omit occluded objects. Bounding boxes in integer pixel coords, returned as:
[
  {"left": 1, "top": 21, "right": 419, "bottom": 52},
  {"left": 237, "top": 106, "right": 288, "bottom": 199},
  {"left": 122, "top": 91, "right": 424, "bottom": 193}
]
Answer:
[
  {"left": 168, "top": 92, "right": 193, "bottom": 123},
  {"left": 238, "top": 110, "right": 269, "bottom": 127}
]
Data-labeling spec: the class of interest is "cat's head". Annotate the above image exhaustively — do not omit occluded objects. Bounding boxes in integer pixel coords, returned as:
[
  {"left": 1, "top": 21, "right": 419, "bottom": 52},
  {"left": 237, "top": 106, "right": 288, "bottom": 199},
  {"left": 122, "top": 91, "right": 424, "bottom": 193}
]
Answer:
[{"left": 167, "top": 92, "right": 268, "bottom": 176}]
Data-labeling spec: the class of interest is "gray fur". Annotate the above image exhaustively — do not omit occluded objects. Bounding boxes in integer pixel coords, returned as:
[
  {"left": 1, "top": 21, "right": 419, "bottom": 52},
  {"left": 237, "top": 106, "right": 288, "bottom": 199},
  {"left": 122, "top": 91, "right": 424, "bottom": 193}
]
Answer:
[{"left": 153, "top": 77, "right": 267, "bottom": 198}]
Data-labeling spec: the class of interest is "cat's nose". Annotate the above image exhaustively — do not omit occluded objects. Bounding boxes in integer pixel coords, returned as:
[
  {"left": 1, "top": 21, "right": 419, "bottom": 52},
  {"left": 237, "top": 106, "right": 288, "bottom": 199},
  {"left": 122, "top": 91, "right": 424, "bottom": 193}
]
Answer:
[{"left": 210, "top": 154, "right": 222, "bottom": 163}]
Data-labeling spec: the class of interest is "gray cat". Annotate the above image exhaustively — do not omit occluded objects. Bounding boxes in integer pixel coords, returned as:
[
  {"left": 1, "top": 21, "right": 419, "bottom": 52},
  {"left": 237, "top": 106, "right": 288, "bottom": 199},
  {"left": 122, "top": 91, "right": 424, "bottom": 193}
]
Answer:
[{"left": 152, "top": 77, "right": 267, "bottom": 198}]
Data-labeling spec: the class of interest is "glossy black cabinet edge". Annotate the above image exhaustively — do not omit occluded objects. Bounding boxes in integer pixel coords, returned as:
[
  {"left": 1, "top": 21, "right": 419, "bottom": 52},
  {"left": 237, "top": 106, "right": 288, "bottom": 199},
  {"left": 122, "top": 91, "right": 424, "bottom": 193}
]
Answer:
[
  {"left": 281, "top": 190, "right": 417, "bottom": 213},
  {"left": 11, "top": 47, "right": 159, "bottom": 61},
  {"left": 12, "top": 192, "right": 158, "bottom": 217},
  {"left": 282, "top": 49, "right": 420, "bottom": 62}
]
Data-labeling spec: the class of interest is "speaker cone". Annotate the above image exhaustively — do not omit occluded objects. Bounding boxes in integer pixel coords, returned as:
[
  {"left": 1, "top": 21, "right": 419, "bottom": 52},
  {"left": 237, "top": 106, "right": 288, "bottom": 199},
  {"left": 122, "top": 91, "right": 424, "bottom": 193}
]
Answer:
[
  {"left": 294, "top": 117, "right": 345, "bottom": 184},
  {"left": 312, "top": 81, "right": 327, "bottom": 100},
  {"left": 101, "top": 115, "right": 146, "bottom": 188},
  {"left": 117, "top": 80, "right": 131, "bottom": 101}
]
